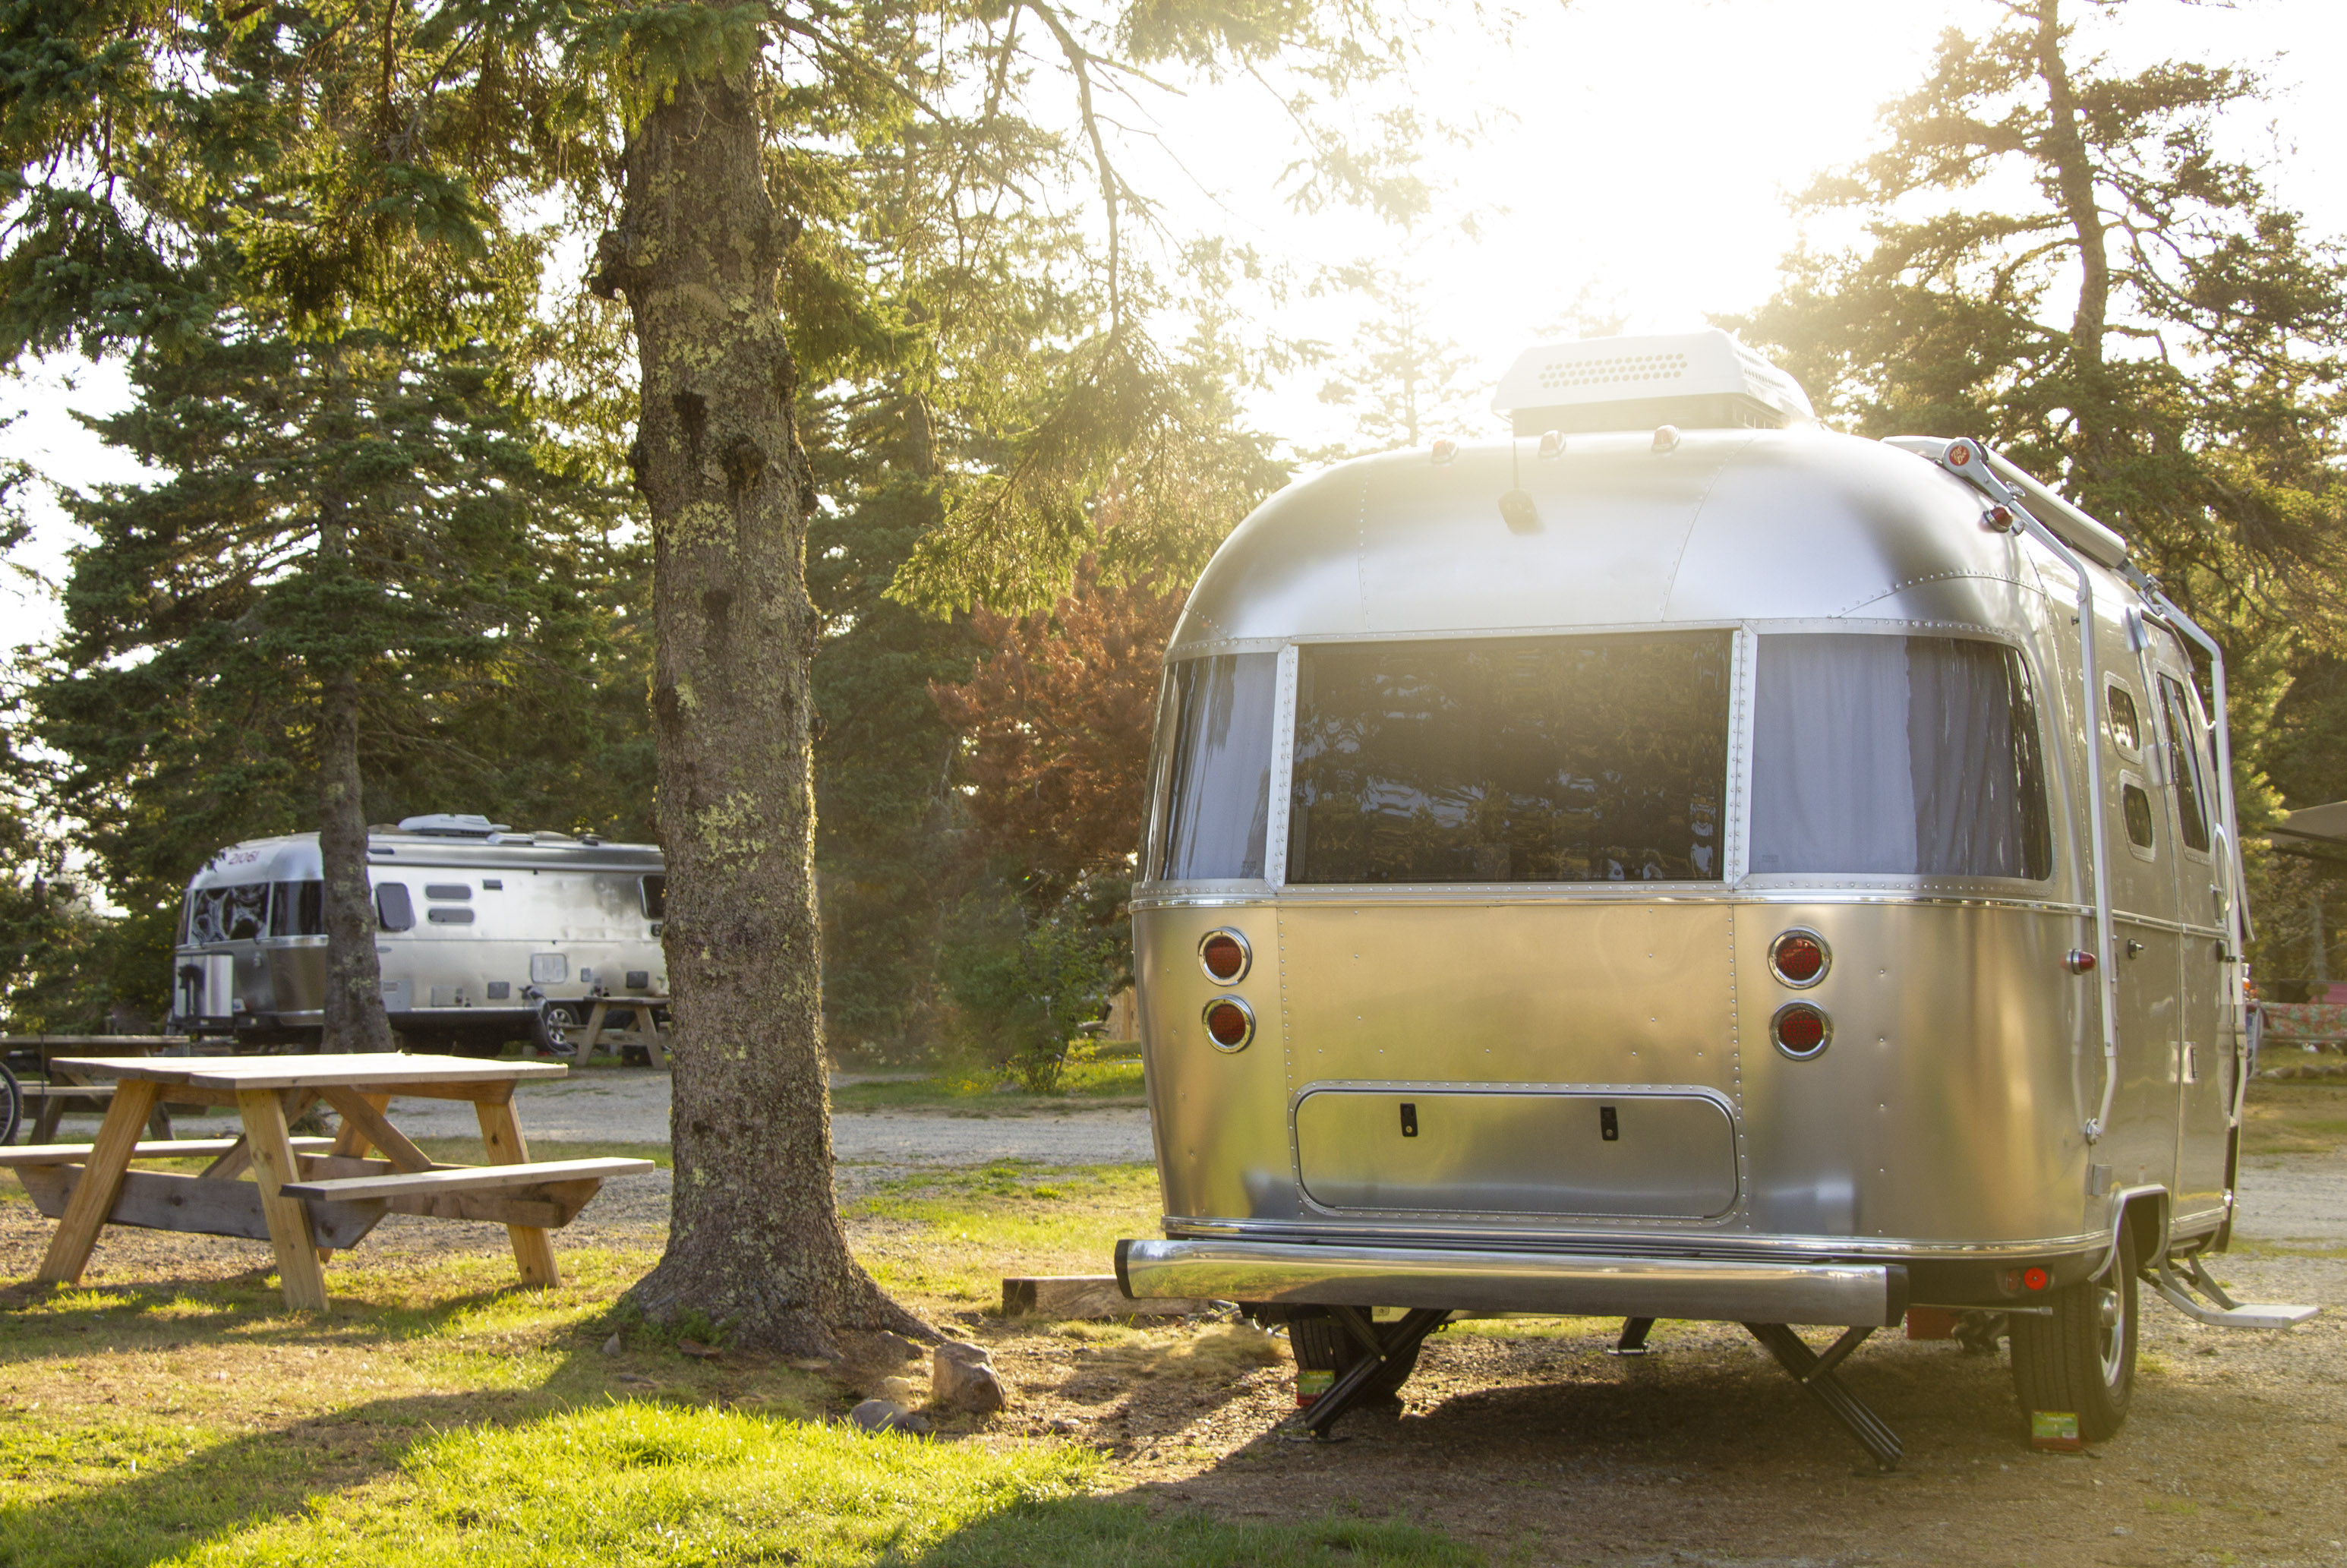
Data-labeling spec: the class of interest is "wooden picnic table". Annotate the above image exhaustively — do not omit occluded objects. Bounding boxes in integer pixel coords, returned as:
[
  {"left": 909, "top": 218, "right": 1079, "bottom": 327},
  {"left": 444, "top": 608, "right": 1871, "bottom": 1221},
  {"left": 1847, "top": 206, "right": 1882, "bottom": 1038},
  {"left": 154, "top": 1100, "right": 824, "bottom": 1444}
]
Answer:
[
  {"left": 7, "top": 1053, "right": 651, "bottom": 1311},
  {"left": 562, "top": 995, "right": 672, "bottom": 1068}
]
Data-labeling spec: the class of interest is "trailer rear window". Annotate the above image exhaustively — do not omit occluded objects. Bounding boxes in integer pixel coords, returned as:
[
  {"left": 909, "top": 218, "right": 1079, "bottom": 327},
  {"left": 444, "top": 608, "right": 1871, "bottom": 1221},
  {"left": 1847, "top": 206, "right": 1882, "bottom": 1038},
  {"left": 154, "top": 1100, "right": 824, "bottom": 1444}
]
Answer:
[
  {"left": 1288, "top": 632, "right": 1731, "bottom": 884},
  {"left": 1750, "top": 634, "right": 2050, "bottom": 879},
  {"left": 1154, "top": 652, "right": 1279, "bottom": 881}
]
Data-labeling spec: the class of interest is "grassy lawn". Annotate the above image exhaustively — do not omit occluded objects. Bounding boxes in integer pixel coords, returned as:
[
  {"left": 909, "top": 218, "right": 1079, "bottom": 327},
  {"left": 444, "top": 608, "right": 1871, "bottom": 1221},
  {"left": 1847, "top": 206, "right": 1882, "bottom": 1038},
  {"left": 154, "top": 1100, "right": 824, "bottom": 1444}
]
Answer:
[
  {"left": 2240, "top": 1074, "right": 2347, "bottom": 1155},
  {"left": 0, "top": 1156, "right": 1473, "bottom": 1566},
  {"left": 831, "top": 1059, "right": 1145, "bottom": 1113}
]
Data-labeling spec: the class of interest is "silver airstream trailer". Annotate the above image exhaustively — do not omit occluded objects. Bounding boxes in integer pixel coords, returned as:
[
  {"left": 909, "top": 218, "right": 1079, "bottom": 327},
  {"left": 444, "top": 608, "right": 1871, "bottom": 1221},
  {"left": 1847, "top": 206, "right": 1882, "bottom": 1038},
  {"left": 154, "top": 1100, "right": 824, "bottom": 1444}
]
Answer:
[
  {"left": 1115, "top": 331, "right": 2314, "bottom": 1464},
  {"left": 172, "top": 814, "right": 667, "bottom": 1057}
]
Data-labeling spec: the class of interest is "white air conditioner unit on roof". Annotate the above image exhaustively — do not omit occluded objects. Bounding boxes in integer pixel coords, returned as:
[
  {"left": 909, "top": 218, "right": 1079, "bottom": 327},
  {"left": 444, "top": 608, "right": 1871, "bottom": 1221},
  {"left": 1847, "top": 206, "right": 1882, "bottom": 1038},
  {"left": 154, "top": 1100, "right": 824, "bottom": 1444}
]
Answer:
[{"left": 1492, "top": 329, "right": 1815, "bottom": 436}]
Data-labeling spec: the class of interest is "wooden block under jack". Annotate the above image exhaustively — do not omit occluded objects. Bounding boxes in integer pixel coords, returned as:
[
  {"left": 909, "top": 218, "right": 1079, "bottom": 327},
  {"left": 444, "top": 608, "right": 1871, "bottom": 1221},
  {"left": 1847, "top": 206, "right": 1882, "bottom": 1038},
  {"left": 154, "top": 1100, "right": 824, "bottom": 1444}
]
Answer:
[{"left": 1000, "top": 1274, "right": 1212, "bottom": 1320}]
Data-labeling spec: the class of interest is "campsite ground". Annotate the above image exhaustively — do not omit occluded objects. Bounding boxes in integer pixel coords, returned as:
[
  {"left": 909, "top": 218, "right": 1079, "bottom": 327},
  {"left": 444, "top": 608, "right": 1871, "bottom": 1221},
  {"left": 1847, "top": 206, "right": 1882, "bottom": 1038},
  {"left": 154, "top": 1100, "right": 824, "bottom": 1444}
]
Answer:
[{"left": 1, "top": 1073, "right": 2342, "bottom": 1566}]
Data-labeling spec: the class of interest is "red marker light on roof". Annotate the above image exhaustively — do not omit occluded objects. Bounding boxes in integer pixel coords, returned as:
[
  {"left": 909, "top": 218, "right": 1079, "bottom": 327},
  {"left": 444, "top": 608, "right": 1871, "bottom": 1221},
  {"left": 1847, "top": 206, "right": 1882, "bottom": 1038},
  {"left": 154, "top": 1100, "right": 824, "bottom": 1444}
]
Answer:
[
  {"left": 2065, "top": 949, "right": 2098, "bottom": 975},
  {"left": 1431, "top": 438, "right": 1459, "bottom": 465},
  {"left": 1985, "top": 504, "right": 2016, "bottom": 533},
  {"left": 1538, "top": 430, "right": 1565, "bottom": 459}
]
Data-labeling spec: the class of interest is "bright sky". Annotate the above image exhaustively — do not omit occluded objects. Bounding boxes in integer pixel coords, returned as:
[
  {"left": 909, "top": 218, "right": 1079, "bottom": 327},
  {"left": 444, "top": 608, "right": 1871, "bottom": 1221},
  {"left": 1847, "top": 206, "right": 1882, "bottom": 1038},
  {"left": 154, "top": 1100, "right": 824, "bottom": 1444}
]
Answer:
[{"left": 4, "top": 0, "right": 2344, "bottom": 635}]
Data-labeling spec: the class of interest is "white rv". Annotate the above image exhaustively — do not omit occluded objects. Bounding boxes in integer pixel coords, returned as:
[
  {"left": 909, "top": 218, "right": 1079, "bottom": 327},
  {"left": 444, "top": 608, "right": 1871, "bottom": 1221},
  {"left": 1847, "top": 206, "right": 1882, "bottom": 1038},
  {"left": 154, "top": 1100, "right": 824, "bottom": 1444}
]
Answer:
[{"left": 172, "top": 815, "right": 667, "bottom": 1056}]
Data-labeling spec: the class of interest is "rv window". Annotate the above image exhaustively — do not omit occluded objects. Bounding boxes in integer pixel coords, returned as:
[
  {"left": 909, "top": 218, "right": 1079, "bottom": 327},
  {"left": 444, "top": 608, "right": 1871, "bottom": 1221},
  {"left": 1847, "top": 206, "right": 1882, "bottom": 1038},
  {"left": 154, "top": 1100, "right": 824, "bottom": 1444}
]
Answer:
[
  {"left": 424, "top": 884, "right": 472, "bottom": 901},
  {"left": 2106, "top": 685, "right": 2140, "bottom": 751},
  {"left": 2156, "top": 674, "right": 2213, "bottom": 853},
  {"left": 1288, "top": 633, "right": 1730, "bottom": 884},
  {"left": 270, "top": 882, "right": 325, "bottom": 937},
  {"left": 1156, "top": 652, "right": 1279, "bottom": 881},
  {"left": 427, "top": 907, "right": 476, "bottom": 924},
  {"left": 187, "top": 883, "right": 269, "bottom": 945},
  {"left": 2122, "top": 782, "right": 2156, "bottom": 848},
  {"left": 1751, "top": 636, "right": 2052, "bottom": 879},
  {"left": 375, "top": 882, "right": 415, "bottom": 932},
  {"left": 640, "top": 875, "right": 667, "bottom": 919}
]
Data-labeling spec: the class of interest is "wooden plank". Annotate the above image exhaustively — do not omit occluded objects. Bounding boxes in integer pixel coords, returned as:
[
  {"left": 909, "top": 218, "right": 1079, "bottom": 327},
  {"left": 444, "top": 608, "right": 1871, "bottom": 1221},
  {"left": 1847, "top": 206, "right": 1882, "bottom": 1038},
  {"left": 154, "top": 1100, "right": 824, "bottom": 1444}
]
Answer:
[
  {"left": 49, "top": 1053, "right": 569, "bottom": 1092},
  {"left": 34, "top": 1080, "right": 160, "bottom": 1285},
  {"left": 278, "top": 1156, "right": 651, "bottom": 1203},
  {"left": 16, "top": 1165, "right": 387, "bottom": 1249},
  {"left": 1, "top": 1137, "right": 332, "bottom": 1169},
  {"left": 1000, "top": 1275, "right": 1212, "bottom": 1320},
  {"left": 238, "top": 1087, "right": 330, "bottom": 1311},
  {"left": 17, "top": 1083, "right": 117, "bottom": 1099},
  {"left": 325, "top": 1092, "right": 392, "bottom": 1159},
  {"left": 317, "top": 1089, "right": 434, "bottom": 1172},
  {"left": 476, "top": 1100, "right": 556, "bottom": 1288}
]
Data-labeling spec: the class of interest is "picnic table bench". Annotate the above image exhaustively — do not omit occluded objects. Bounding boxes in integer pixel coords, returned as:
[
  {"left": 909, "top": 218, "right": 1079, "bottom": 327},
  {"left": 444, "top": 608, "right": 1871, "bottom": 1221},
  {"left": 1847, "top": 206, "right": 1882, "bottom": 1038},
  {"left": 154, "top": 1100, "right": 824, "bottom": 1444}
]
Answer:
[
  {"left": 1, "top": 1036, "right": 191, "bottom": 1143},
  {"left": 12, "top": 1053, "right": 651, "bottom": 1311}
]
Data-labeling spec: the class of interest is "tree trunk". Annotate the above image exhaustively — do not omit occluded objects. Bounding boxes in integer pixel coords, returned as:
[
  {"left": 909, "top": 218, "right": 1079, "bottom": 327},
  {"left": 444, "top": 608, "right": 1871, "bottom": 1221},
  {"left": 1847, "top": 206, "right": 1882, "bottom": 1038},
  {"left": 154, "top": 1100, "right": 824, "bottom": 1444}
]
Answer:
[
  {"left": 2034, "top": 0, "right": 2115, "bottom": 473},
  {"left": 317, "top": 661, "right": 395, "bottom": 1053},
  {"left": 592, "top": 66, "right": 929, "bottom": 1352}
]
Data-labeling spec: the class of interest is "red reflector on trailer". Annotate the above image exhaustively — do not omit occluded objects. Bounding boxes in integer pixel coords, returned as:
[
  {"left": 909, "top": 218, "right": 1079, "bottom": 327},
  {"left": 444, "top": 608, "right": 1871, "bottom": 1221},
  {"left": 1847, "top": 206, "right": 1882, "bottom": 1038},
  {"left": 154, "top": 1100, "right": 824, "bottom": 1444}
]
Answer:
[
  {"left": 1199, "top": 931, "right": 1250, "bottom": 983},
  {"left": 2023, "top": 1267, "right": 2051, "bottom": 1292},
  {"left": 1202, "top": 998, "right": 1255, "bottom": 1052},
  {"left": 1771, "top": 931, "right": 1828, "bottom": 986},
  {"left": 1771, "top": 1002, "right": 1831, "bottom": 1059}
]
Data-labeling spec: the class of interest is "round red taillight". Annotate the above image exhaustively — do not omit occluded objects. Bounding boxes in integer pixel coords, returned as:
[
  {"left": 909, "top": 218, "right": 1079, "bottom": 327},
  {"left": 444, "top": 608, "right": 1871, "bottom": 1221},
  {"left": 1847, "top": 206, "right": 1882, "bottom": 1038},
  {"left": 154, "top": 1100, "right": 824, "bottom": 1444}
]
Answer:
[
  {"left": 1198, "top": 929, "right": 1251, "bottom": 984},
  {"left": 1202, "top": 998, "right": 1255, "bottom": 1052},
  {"left": 2023, "top": 1267, "right": 2051, "bottom": 1292},
  {"left": 1771, "top": 1002, "right": 1831, "bottom": 1060},
  {"left": 1769, "top": 929, "right": 1829, "bottom": 988}
]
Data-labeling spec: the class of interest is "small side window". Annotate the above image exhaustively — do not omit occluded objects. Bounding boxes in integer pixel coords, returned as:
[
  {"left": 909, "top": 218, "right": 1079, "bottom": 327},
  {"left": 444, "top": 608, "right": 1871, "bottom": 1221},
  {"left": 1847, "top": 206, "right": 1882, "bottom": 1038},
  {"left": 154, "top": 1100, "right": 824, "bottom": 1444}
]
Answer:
[
  {"left": 2106, "top": 686, "right": 2140, "bottom": 751},
  {"left": 2156, "top": 673, "right": 2214, "bottom": 853},
  {"left": 375, "top": 882, "right": 415, "bottom": 932},
  {"left": 427, "top": 907, "right": 475, "bottom": 924},
  {"left": 424, "top": 884, "right": 472, "bottom": 901},
  {"left": 2121, "top": 783, "right": 2156, "bottom": 849},
  {"left": 641, "top": 875, "right": 667, "bottom": 920}
]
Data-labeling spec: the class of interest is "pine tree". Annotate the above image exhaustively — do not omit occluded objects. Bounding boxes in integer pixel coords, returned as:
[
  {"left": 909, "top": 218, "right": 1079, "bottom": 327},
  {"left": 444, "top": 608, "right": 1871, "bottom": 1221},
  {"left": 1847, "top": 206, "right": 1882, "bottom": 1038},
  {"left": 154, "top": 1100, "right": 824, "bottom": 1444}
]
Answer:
[
  {"left": 37, "top": 327, "right": 616, "bottom": 1046},
  {"left": 1730, "top": 0, "right": 2347, "bottom": 882}
]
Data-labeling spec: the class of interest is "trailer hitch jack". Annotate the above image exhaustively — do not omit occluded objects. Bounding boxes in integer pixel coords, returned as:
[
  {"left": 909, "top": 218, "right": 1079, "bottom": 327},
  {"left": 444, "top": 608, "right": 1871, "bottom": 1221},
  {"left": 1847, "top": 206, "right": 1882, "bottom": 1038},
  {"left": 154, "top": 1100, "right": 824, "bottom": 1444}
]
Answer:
[
  {"left": 1744, "top": 1323, "right": 1902, "bottom": 1472},
  {"left": 1282, "top": 1307, "right": 1451, "bottom": 1440}
]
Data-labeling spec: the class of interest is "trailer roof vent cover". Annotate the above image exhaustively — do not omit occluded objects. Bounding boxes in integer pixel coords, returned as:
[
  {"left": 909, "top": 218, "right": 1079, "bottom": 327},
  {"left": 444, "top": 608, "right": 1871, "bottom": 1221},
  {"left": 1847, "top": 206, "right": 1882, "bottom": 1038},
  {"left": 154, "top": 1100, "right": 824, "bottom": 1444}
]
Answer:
[
  {"left": 1492, "top": 329, "right": 1816, "bottom": 437},
  {"left": 396, "top": 813, "right": 511, "bottom": 838}
]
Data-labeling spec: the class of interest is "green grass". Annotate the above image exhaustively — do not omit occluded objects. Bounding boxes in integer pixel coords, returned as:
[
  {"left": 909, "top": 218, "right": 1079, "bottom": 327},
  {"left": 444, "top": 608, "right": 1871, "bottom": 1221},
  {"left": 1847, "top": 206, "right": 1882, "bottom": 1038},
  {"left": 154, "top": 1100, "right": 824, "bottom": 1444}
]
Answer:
[
  {"left": 0, "top": 1238, "right": 1474, "bottom": 1568},
  {"left": 2241, "top": 1077, "right": 2347, "bottom": 1155},
  {"left": 847, "top": 1160, "right": 1160, "bottom": 1305},
  {"left": 831, "top": 1061, "right": 1145, "bottom": 1112}
]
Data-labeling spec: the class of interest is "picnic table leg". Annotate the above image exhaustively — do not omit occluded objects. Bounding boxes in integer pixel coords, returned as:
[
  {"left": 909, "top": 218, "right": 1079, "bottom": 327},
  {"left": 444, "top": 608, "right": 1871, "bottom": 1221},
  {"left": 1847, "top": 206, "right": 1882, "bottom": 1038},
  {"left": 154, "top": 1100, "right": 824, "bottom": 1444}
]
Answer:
[
  {"left": 314, "top": 1091, "right": 394, "bottom": 1264},
  {"left": 238, "top": 1087, "right": 331, "bottom": 1311},
  {"left": 36, "top": 1079, "right": 159, "bottom": 1286},
  {"left": 475, "top": 1098, "right": 560, "bottom": 1289}
]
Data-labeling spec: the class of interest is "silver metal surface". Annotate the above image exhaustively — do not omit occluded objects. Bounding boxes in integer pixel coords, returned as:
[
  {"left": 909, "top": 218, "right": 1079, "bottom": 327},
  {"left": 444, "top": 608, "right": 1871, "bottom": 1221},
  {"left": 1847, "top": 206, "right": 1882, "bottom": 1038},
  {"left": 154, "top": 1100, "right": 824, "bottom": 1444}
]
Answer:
[
  {"left": 1119, "top": 1238, "right": 1902, "bottom": 1327},
  {"left": 1292, "top": 1087, "right": 1738, "bottom": 1218},
  {"left": 174, "top": 827, "right": 665, "bottom": 1049}
]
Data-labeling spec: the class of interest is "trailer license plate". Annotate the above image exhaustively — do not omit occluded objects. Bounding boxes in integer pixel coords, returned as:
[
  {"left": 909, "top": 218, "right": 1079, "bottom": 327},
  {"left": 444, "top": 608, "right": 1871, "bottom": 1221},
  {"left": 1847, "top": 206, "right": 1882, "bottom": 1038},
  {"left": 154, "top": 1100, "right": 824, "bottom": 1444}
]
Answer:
[{"left": 1295, "top": 1369, "right": 1334, "bottom": 1406}]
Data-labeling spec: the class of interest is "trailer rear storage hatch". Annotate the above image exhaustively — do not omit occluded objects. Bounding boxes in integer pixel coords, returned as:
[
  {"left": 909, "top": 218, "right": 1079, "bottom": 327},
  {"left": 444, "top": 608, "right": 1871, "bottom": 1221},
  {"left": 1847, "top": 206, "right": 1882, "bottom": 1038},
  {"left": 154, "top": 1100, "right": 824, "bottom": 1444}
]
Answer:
[{"left": 1295, "top": 1088, "right": 1738, "bottom": 1217}]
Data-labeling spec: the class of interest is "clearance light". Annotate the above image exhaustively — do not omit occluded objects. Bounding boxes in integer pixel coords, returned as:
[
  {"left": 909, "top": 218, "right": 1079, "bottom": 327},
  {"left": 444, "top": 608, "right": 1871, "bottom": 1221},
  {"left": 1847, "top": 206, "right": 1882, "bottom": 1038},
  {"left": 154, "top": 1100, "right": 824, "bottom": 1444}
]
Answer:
[
  {"left": 1771, "top": 1002, "right": 1831, "bottom": 1060},
  {"left": 1202, "top": 998, "right": 1256, "bottom": 1052},
  {"left": 1769, "top": 929, "right": 1830, "bottom": 989},
  {"left": 1651, "top": 424, "right": 1682, "bottom": 453},
  {"left": 2064, "top": 949, "right": 2098, "bottom": 975},
  {"left": 1984, "top": 504, "right": 2017, "bottom": 533},
  {"left": 1431, "top": 438, "right": 1459, "bottom": 465},
  {"left": 1537, "top": 430, "right": 1566, "bottom": 459},
  {"left": 2023, "top": 1267, "right": 2052, "bottom": 1292},
  {"left": 1197, "top": 929, "right": 1252, "bottom": 984}
]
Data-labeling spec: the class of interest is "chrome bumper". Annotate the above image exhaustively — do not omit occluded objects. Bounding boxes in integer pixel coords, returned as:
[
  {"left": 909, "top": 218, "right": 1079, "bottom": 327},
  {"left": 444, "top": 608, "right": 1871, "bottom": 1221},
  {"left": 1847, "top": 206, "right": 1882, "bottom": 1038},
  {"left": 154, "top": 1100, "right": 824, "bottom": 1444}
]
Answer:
[{"left": 1116, "top": 1238, "right": 1908, "bottom": 1327}]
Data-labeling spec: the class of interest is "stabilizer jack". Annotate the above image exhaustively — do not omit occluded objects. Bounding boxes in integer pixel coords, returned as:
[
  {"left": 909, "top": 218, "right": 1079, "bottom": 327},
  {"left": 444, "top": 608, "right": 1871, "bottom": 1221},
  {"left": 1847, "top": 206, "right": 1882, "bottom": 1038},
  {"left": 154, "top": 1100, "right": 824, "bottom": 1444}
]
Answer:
[{"left": 1744, "top": 1323, "right": 1902, "bottom": 1472}]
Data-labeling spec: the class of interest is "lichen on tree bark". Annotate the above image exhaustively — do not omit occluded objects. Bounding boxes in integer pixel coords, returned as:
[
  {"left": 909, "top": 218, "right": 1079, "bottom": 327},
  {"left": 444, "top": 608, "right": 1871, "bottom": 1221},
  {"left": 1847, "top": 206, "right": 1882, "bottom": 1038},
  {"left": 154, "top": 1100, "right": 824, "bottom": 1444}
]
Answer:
[{"left": 592, "top": 67, "right": 929, "bottom": 1352}]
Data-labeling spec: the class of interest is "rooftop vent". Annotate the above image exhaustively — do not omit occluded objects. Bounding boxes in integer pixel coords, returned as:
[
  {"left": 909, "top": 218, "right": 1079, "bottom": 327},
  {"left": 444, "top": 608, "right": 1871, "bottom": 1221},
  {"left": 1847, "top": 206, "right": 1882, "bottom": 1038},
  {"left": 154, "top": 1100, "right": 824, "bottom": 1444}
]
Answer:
[
  {"left": 396, "top": 813, "right": 511, "bottom": 838},
  {"left": 1492, "top": 329, "right": 1815, "bottom": 437}
]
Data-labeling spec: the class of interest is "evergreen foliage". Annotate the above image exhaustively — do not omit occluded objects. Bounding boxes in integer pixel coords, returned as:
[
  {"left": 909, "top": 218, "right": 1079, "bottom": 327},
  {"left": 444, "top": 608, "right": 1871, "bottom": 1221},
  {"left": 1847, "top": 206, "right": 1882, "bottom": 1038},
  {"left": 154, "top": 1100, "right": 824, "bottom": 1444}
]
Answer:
[{"left": 1728, "top": 0, "right": 2347, "bottom": 972}]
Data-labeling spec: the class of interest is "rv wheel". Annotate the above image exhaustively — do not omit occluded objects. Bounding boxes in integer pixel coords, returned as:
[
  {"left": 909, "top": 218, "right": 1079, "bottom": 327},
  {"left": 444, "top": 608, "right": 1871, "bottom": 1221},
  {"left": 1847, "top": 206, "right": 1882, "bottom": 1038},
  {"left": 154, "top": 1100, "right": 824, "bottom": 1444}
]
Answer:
[
  {"left": 2009, "top": 1224, "right": 2137, "bottom": 1441},
  {"left": 1290, "top": 1309, "right": 1424, "bottom": 1401},
  {"left": 532, "top": 1006, "right": 580, "bottom": 1058}
]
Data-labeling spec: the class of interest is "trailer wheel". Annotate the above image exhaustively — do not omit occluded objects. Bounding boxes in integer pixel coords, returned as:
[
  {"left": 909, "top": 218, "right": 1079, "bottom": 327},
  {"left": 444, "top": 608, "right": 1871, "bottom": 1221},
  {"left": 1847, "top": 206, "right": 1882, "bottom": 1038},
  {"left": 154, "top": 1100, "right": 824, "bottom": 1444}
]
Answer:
[
  {"left": 1290, "top": 1310, "right": 1423, "bottom": 1401},
  {"left": 2010, "top": 1223, "right": 2137, "bottom": 1440},
  {"left": 0, "top": 1062, "right": 19, "bottom": 1146},
  {"left": 532, "top": 1005, "right": 580, "bottom": 1058}
]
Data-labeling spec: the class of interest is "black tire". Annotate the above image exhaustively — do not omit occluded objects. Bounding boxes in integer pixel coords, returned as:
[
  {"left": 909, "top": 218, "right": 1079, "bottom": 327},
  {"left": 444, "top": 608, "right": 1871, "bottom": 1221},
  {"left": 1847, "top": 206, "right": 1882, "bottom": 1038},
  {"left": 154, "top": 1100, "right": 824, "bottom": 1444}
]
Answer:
[
  {"left": 532, "top": 1005, "right": 582, "bottom": 1058},
  {"left": 0, "top": 1062, "right": 19, "bottom": 1146},
  {"left": 2011, "top": 1223, "right": 2137, "bottom": 1440},
  {"left": 1290, "top": 1310, "right": 1423, "bottom": 1399}
]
